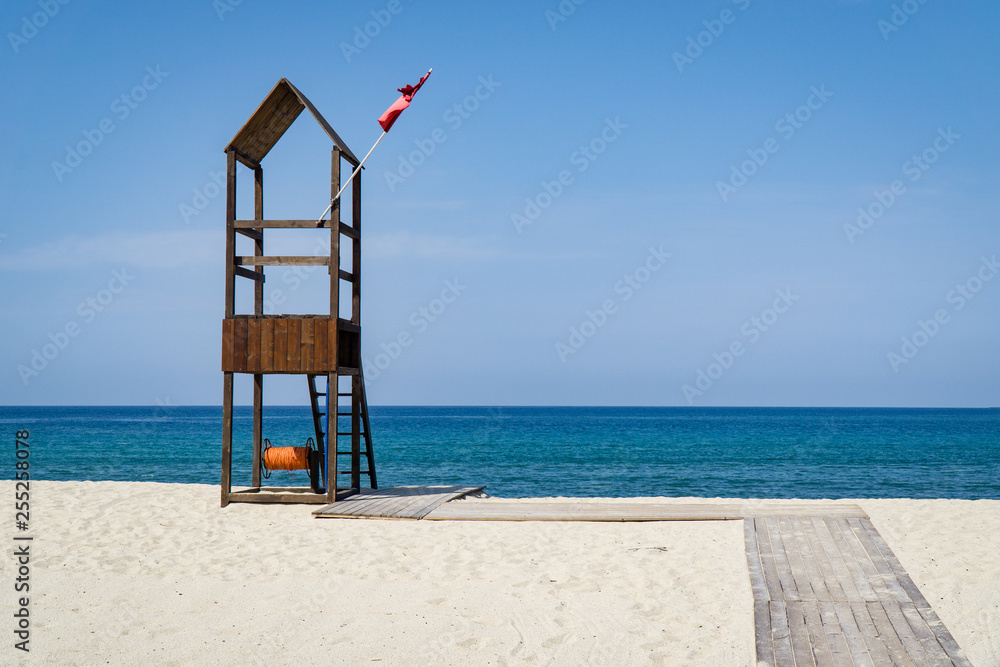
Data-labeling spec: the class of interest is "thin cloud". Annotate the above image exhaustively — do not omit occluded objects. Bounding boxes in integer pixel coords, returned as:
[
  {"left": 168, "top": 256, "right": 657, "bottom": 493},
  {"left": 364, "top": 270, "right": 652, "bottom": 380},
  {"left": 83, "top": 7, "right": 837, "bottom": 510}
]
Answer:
[{"left": 0, "top": 230, "right": 220, "bottom": 270}]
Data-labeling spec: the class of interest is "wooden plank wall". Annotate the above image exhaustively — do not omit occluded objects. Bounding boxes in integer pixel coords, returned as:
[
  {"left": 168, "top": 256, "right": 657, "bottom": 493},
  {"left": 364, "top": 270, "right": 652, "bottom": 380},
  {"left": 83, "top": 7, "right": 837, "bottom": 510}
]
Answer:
[{"left": 222, "top": 318, "right": 353, "bottom": 373}]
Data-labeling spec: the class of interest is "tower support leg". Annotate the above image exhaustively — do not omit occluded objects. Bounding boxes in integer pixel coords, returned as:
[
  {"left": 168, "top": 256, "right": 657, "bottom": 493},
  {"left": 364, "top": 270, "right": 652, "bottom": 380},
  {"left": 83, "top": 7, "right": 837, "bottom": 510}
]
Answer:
[
  {"left": 252, "top": 373, "right": 262, "bottom": 487},
  {"left": 221, "top": 371, "right": 234, "bottom": 507}
]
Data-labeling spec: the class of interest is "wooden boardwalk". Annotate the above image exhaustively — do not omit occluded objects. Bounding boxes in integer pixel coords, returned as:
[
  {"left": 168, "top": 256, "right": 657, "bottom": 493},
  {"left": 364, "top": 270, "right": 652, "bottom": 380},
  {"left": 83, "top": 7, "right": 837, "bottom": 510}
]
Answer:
[
  {"left": 745, "top": 516, "right": 972, "bottom": 667},
  {"left": 311, "top": 489, "right": 972, "bottom": 665},
  {"left": 312, "top": 485, "right": 484, "bottom": 519},
  {"left": 424, "top": 501, "right": 867, "bottom": 522}
]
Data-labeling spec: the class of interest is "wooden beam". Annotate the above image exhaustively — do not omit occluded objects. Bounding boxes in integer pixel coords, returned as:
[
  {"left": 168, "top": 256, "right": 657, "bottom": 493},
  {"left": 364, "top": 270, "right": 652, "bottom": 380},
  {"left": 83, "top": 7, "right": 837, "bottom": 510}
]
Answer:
[
  {"left": 231, "top": 147, "right": 261, "bottom": 171},
  {"left": 330, "top": 147, "right": 341, "bottom": 320},
  {"left": 326, "top": 371, "right": 336, "bottom": 503},
  {"left": 236, "top": 227, "right": 263, "bottom": 241},
  {"left": 342, "top": 151, "right": 360, "bottom": 168},
  {"left": 251, "top": 164, "right": 263, "bottom": 487},
  {"left": 254, "top": 164, "right": 264, "bottom": 313},
  {"left": 221, "top": 372, "right": 234, "bottom": 507},
  {"left": 237, "top": 256, "right": 330, "bottom": 266},
  {"left": 338, "top": 269, "right": 353, "bottom": 282},
  {"left": 225, "top": 150, "right": 236, "bottom": 318},
  {"left": 339, "top": 224, "right": 359, "bottom": 239},
  {"left": 234, "top": 266, "right": 265, "bottom": 282},
  {"left": 328, "top": 147, "right": 341, "bottom": 505},
  {"left": 227, "top": 491, "right": 332, "bottom": 505},
  {"left": 235, "top": 219, "right": 334, "bottom": 229},
  {"left": 252, "top": 373, "right": 262, "bottom": 488},
  {"left": 352, "top": 170, "right": 361, "bottom": 325}
]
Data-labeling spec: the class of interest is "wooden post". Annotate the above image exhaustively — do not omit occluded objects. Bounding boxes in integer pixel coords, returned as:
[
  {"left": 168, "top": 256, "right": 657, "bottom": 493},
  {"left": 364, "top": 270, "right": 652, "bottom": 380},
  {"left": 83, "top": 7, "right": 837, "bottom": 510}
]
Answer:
[
  {"left": 221, "top": 372, "right": 234, "bottom": 507},
  {"left": 352, "top": 170, "right": 361, "bottom": 325},
  {"left": 330, "top": 148, "right": 341, "bottom": 321},
  {"left": 326, "top": 371, "right": 336, "bottom": 502},
  {"left": 225, "top": 150, "right": 236, "bottom": 319},
  {"left": 254, "top": 165, "right": 264, "bottom": 312},
  {"left": 251, "top": 165, "right": 264, "bottom": 488},
  {"left": 327, "top": 148, "right": 341, "bottom": 502},
  {"left": 222, "top": 148, "right": 237, "bottom": 507}
]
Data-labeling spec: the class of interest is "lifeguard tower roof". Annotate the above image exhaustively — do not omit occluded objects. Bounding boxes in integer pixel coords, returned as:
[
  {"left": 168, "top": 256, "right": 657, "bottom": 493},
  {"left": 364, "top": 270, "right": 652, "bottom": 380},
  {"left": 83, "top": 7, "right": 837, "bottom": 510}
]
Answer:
[{"left": 224, "top": 77, "right": 359, "bottom": 168}]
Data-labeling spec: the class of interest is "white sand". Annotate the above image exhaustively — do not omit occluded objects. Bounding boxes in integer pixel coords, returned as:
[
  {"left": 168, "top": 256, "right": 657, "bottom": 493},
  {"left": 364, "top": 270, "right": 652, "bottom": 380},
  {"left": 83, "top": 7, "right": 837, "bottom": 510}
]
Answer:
[{"left": 1, "top": 482, "right": 997, "bottom": 666}]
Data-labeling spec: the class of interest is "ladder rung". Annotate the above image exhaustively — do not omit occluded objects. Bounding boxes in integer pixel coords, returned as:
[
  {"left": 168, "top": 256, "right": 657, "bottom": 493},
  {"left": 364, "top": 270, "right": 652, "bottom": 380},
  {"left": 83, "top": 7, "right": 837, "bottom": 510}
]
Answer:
[
  {"left": 337, "top": 392, "right": 352, "bottom": 397},
  {"left": 337, "top": 471, "right": 369, "bottom": 475}
]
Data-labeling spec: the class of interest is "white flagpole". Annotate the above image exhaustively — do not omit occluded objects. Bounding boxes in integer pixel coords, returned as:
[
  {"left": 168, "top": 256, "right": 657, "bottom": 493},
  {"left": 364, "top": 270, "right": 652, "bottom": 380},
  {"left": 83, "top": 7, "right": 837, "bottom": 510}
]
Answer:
[{"left": 316, "top": 130, "right": 388, "bottom": 224}]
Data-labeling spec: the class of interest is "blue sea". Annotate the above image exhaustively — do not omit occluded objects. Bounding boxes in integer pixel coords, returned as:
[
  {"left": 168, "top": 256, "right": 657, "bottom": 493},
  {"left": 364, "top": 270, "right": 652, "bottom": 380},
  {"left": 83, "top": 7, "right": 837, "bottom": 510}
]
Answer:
[{"left": 2, "top": 407, "right": 998, "bottom": 498}]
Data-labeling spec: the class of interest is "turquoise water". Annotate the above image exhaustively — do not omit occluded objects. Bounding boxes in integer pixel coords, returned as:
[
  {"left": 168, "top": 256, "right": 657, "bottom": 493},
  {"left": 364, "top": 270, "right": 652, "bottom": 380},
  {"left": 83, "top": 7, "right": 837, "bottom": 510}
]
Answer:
[{"left": 1, "top": 407, "right": 998, "bottom": 498}]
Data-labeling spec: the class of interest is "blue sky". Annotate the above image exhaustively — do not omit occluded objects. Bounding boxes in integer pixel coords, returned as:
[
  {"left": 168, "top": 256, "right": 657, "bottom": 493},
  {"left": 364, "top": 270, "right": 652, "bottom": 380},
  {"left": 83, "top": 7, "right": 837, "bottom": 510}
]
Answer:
[{"left": 1, "top": 0, "right": 998, "bottom": 407}]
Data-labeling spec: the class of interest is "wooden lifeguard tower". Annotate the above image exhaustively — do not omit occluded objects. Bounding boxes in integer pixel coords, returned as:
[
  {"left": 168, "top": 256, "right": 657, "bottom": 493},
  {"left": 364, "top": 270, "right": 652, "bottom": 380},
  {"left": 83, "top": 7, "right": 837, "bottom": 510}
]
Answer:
[{"left": 220, "top": 78, "right": 376, "bottom": 507}]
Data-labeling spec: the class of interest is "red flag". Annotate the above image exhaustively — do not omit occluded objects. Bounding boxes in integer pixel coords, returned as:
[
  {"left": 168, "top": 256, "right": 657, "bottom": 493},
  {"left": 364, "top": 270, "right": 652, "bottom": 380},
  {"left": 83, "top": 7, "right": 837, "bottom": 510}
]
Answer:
[{"left": 377, "top": 69, "right": 432, "bottom": 132}]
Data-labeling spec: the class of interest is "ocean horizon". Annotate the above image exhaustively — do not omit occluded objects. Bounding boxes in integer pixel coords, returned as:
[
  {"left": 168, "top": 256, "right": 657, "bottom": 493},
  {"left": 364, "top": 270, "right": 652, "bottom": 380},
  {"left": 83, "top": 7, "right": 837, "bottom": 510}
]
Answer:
[{"left": 3, "top": 406, "right": 998, "bottom": 499}]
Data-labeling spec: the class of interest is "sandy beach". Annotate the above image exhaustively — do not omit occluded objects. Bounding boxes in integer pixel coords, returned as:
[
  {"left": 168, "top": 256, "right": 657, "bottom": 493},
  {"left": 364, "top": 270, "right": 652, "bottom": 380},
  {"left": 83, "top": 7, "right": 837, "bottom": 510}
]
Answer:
[{"left": 2, "top": 481, "right": 998, "bottom": 666}]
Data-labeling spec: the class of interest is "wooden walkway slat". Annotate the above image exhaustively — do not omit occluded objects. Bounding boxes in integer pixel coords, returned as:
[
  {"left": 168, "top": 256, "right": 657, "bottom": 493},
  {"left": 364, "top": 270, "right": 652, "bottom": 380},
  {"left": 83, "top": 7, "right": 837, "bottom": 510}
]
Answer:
[
  {"left": 883, "top": 598, "right": 934, "bottom": 667},
  {"left": 346, "top": 485, "right": 447, "bottom": 519},
  {"left": 796, "top": 518, "right": 830, "bottom": 597},
  {"left": 825, "top": 516, "right": 879, "bottom": 602},
  {"left": 746, "top": 516, "right": 970, "bottom": 667},
  {"left": 786, "top": 600, "right": 819, "bottom": 667},
  {"left": 755, "top": 600, "right": 775, "bottom": 666},
  {"left": 744, "top": 518, "right": 770, "bottom": 601},
  {"left": 423, "top": 501, "right": 867, "bottom": 522},
  {"left": 312, "top": 486, "right": 484, "bottom": 519},
  {"left": 781, "top": 516, "right": 820, "bottom": 602},
  {"left": 394, "top": 491, "right": 457, "bottom": 519},
  {"left": 770, "top": 601, "right": 795, "bottom": 667},
  {"left": 802, "top": 517, "right": 842, "bottom": 602},
  {"left": 851, "top": 602, "right": 895, "bottom": 666},
  {"left": 848, "top": 517, "right": 912, "bottom": 604},
  {"left": 866, "top": 601, "right": 915, "bottom": 667},
  {"left": 766, "top": 517, "right": 801, "bottom": 602},
  {"left": 801, "top": 601, "right": 837, "bottom": 667},
  {"left": 835, "top": 601, "right": 876, "bottom": 667},
  {"left": 327, "top": 487, "right": 422, "bottom": 517},
  {"left": 812, "top": 517, "right": 863, "bottom": 603},
  {"left": 818, "top": 600, "right": 853, "bottom": 663},
  {"left": 756, "top": 517, "right": 785, "bottom": 602},
  {"left": 345, "top": 493, "right": 423, "bottom": 518}
]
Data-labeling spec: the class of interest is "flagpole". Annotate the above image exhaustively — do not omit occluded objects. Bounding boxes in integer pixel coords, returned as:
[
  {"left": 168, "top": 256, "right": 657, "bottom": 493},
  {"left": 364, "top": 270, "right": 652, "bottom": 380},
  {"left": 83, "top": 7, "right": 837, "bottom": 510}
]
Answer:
[{"left": 316, "top": 130, "right": 387, "bottom": 224}]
